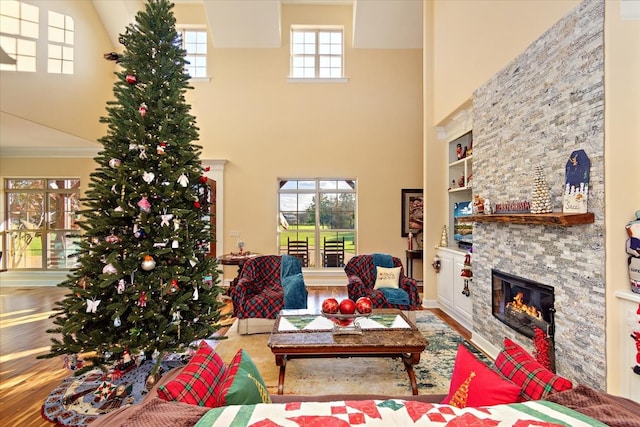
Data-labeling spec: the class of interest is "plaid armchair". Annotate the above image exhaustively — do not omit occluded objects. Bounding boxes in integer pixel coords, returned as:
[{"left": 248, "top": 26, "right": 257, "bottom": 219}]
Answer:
[
  {"left": 344, "top": 254, "right": 421, "bottom": 311},
  {"left": 230, "top": 255, "right": 307, "bottom": 322}
]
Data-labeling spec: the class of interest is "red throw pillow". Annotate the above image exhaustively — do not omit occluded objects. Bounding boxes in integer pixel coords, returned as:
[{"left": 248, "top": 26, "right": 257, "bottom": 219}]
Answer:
[
  {"left": 157, "top": 341, "right": 226, "bottom": 407},
  {"left": 495, "top": 337, "right": 573, "bottom": 400},
  {"left": 442, "top": 344, "right": 521, "bottom": 408}
]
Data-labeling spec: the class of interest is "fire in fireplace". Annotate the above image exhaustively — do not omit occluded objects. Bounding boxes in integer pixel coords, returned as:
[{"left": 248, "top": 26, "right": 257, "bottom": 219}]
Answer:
[{"left": 491, "top": 269, "right": 555, "bottom": 339}]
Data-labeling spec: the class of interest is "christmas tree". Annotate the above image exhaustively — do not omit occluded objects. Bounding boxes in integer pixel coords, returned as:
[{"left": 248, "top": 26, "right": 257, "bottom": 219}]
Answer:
[{"left": 39, "top": 0, "right": 225, "bottom": 373}]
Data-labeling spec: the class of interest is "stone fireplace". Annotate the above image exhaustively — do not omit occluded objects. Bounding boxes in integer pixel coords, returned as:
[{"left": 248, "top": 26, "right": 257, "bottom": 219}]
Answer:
[
  {"left": 470, "top": 0, "right": 605, "bottom": 389},
  {"left": 491, "top": 270, "right": 555, "bottom": 340}
]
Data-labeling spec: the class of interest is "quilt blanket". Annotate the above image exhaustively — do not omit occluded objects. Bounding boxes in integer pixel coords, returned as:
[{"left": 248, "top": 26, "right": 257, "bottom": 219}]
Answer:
[{"left": 195, "top": 399, "right": 606, "bottom": 427}]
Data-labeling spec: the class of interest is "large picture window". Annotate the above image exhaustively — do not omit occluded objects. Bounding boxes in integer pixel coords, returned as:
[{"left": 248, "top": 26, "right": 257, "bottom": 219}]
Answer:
[
  {"left": 2, "top": 178, "right": 81, "bottom": 270},
  {"left": 278, "top": 178, "right": 356, "bottom": 269}
]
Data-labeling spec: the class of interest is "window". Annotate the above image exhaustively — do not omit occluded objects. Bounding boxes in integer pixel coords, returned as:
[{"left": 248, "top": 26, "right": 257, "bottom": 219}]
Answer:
[
  {"left": 290, "top": 27, "right": 343, "bottom": 79},
  {"left": 278, "top": 179, "right": 356, "bottom": 268},
  {"left": 47, "top": 10, "right": 74, "bottom": 74},
  {"left": 2, "top": 179, "right": 81, "bottom": 270},
  {"left": 0, "top": 0, "right": 39, "bottom": 72},
  {"left": 180, "top": 28, "right": 207, "bottom": 78}
]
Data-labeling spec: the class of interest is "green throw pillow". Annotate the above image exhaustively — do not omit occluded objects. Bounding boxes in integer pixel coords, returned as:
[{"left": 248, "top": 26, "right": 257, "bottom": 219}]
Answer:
[{"left": 216, "top": 348, "right": 271, "bottom": 406}]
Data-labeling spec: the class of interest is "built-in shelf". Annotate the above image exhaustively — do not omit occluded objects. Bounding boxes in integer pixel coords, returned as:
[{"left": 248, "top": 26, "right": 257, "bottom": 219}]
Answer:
[{"left": 457, "top": 212, "right": 594, "bottom": 226}]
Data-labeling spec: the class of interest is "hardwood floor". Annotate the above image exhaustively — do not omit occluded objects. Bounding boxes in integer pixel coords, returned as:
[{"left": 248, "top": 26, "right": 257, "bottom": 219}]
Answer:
[{"left": 0, "top": 285, "right": 469, "bottom": 426}]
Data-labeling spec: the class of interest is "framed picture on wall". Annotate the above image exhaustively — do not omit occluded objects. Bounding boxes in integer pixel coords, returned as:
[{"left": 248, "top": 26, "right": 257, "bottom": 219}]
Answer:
[{"left": 401, "top": 189, "right": 423, "bottom": 237}]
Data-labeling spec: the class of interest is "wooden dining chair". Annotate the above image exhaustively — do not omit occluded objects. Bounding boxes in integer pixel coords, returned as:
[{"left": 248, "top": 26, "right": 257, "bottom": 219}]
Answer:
[{"left": 287, "top": 237, "right": 309, "bottom": 267}]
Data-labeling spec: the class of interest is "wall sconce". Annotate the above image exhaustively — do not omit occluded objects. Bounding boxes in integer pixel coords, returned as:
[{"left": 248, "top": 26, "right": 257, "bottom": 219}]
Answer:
[{"left": 432, "top": 255, "right": 441, "bottom": 273}]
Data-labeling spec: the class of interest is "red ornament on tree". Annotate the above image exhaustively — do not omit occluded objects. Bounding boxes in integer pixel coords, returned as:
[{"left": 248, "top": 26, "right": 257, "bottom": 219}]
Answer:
[
  {"left": 138, "top": 103, "right": 148, "bottom": 117},
  {"left": 193, "top": 201, "right": 201, "bottom": 209},
  {"left": 126, "top": 74, "right": 137, "bottom": 84},
  {"left": 199, "top": 176, "right": 207, "bottom": 184}
]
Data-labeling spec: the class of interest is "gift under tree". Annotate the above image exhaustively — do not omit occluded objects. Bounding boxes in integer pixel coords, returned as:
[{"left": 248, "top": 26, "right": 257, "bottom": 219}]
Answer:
[{"left": 39, "top": 0, "right": 224, "bottom": 374}]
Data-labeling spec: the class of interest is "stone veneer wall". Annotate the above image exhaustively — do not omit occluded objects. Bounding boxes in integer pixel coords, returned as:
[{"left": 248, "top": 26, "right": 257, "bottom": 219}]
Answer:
[{"left": 471, "top": 0, "right": 605, "bottom": 389}]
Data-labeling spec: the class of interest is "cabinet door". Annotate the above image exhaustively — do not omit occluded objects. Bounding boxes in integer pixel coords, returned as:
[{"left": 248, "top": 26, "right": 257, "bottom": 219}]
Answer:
[
  {"left": 452, "top": 254, "right": 473, "bottom": 323},
  {"left": 437, "top": 252, "right": 454, "bottom": 309}
]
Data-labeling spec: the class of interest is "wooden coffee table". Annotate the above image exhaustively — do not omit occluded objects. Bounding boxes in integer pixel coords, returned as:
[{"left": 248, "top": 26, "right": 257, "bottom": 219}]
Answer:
[{"left": 267, "top": 309, "right": 428, "bottom": 395}]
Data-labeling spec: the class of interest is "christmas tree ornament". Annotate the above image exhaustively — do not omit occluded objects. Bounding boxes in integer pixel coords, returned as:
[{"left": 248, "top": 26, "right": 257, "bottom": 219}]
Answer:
[
  {"left": 125, "top": 74, "right": 137, "bottom": 84},
  {"left": 104, "top": 52, "right": 121, "bottom": 63},
  {"left": 141, "top": 255, "right": 156, "bottom": 271},
  {"left": 105, "top": 233, "right": 121, "bottom": 244},
  {"left": 198, "top": 175, "right": 207, "bottom": 184},
  {"left": 531, "top": 165, "right": 553, "bottom": 214},
  {"left": 109, "top": 158, "right": 122, "bottom": 168},
  {"left": 168, "top": 279, "right": 179, "bottom": 294},
  {"left": 137, "top": 197, "right": 151, "bottom": 213},
  {"left": 172, "top": 240, "right": 179, "bottom": 248},
  {"left": 133, "top": 225, "right": 146, "bottom": 239},
  {"left": 103, "top": 263, "right": 118, "bottom": 274},
  {"left": 114, "top": 206, "right": 124, "bottom": 213},
  {"left": 160, "top": 211, "right": 173, "bottom": 226},
  {"left": 177, "top": 173, "right": 189, "bottom": 187},
  {"left": 193, "top": 200, "right": 201, "bottom": 209},
  {"left": 86, "top": 298, "right": 101, "bottom": 313},
  {"left": 193, "top": 287, "right": 199, "bottom": 300},
  {"left": 138, "top": 102, "right": 148, "bottom": 117},
  {"left": 116, "top": 279, "right": 126, "bottom": 294},
  {"left": 172, "top": 310, "right": 182, "bottom": 324},
  {"left": 157, "top": 141, "right": 167, "bottom": 155},
  {"left": 137, "top": 291, "right": 147, "bottom": 307},
  {"left": 142, "top": 171, "right": 155, "bottom": 184},
  {"left": 114, "top": 316, "right": 122, "bottom": 327}
]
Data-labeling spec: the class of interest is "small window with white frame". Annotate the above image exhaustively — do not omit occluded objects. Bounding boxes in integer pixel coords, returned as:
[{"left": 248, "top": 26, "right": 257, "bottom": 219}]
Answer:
[
  {"left": 290, "top": 26, "right": 343, "bottom": 79},
  {"left": 47, "top": 10, "right": 74, "bottom": 74},
  {"left": 179, "top": 28, "right": 207, "bottom": 78},
  {"left": 0, "top": 0, "right": 39, "bottom": 72}
]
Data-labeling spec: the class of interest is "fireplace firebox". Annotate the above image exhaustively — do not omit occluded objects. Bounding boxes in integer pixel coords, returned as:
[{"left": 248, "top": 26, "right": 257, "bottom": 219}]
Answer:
[{"left": 491, "top": 269, "right": 555, "bottom": 339}]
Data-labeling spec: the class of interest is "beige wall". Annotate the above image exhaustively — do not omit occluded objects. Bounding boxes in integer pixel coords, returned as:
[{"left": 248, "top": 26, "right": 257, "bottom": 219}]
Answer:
[
  {"left": 424, "top": 0, "right": 640, "bottom": 394},
  {"left": 183, "top": 4, "right": 424, "bottom": 277}
]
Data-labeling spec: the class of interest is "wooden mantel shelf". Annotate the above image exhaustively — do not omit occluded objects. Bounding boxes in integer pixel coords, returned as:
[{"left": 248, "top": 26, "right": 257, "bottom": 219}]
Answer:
[{"left": 457, "top": 212, "right": 594, "bottom": 226}]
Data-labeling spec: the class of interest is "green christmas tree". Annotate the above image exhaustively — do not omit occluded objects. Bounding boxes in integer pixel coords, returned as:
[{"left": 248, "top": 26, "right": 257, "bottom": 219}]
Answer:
[{"left": 39, "top": 0, "right": 225, "bottom": 373}]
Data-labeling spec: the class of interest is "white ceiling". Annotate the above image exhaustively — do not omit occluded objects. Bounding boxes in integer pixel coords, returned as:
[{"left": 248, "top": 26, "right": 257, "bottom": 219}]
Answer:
[{"left": 0, "top": 0, "right": 422, "bottom": 157}]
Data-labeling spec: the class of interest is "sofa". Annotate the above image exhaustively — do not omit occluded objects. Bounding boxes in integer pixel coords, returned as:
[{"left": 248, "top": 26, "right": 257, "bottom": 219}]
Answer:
[
  {"left": 90, "top": 364, "right": 640, "bottom": 427},
  {"left": 230, "top": 254, "right": 308, "bottom": 334},
  {"left": 89, "top": 340, "right": 640, "bottom": 427}
]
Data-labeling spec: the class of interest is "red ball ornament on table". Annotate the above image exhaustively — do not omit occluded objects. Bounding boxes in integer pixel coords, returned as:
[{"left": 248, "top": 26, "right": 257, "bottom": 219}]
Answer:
[
  {"left": 339, "top": 298, "right": 356, "bottom": 315},
  {"left": 321, "top": 297, "right": 339, "bottom": 314},
  {"left": 355, "top": 297, "right": 373, "bottom": 314}
]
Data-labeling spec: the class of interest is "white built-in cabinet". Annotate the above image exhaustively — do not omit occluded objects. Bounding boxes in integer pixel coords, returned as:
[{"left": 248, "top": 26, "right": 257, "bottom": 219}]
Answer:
[
  {"left": 436, "top": 247, "right": 473, "bottom": 331},
  {"left": 435, "top": 106, "right": 474, "bottom": 332},
  {"left": 615, "top": 291, "right": 640, "bottom": 401}
]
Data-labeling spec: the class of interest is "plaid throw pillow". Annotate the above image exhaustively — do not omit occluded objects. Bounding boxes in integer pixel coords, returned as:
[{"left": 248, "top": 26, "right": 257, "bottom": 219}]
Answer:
[
  {"left": 216, "top": 348, "right": 271, "bottom": 406},
  {"left": 157, "top": 341, "right": 226, "bottom": 407},
  {"left": 495, "top": 338, "right": 572, "bottom": 400}
]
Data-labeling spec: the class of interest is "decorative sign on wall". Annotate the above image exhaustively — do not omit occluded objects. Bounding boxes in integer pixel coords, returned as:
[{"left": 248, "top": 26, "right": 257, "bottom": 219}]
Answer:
[{"left": 563, "top": 149, "right": 590, "bottom": 213}]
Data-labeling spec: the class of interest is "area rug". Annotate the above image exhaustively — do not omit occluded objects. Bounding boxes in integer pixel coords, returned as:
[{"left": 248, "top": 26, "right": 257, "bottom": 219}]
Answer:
[{"left": 212, "top": 310, "right": 491, "bottom": 396}]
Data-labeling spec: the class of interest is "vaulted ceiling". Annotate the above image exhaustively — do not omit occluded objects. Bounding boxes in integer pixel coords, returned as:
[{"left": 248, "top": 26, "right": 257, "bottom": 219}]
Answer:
[{"left": 93, "top": 0, "right": 423, "bottom": 50}]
